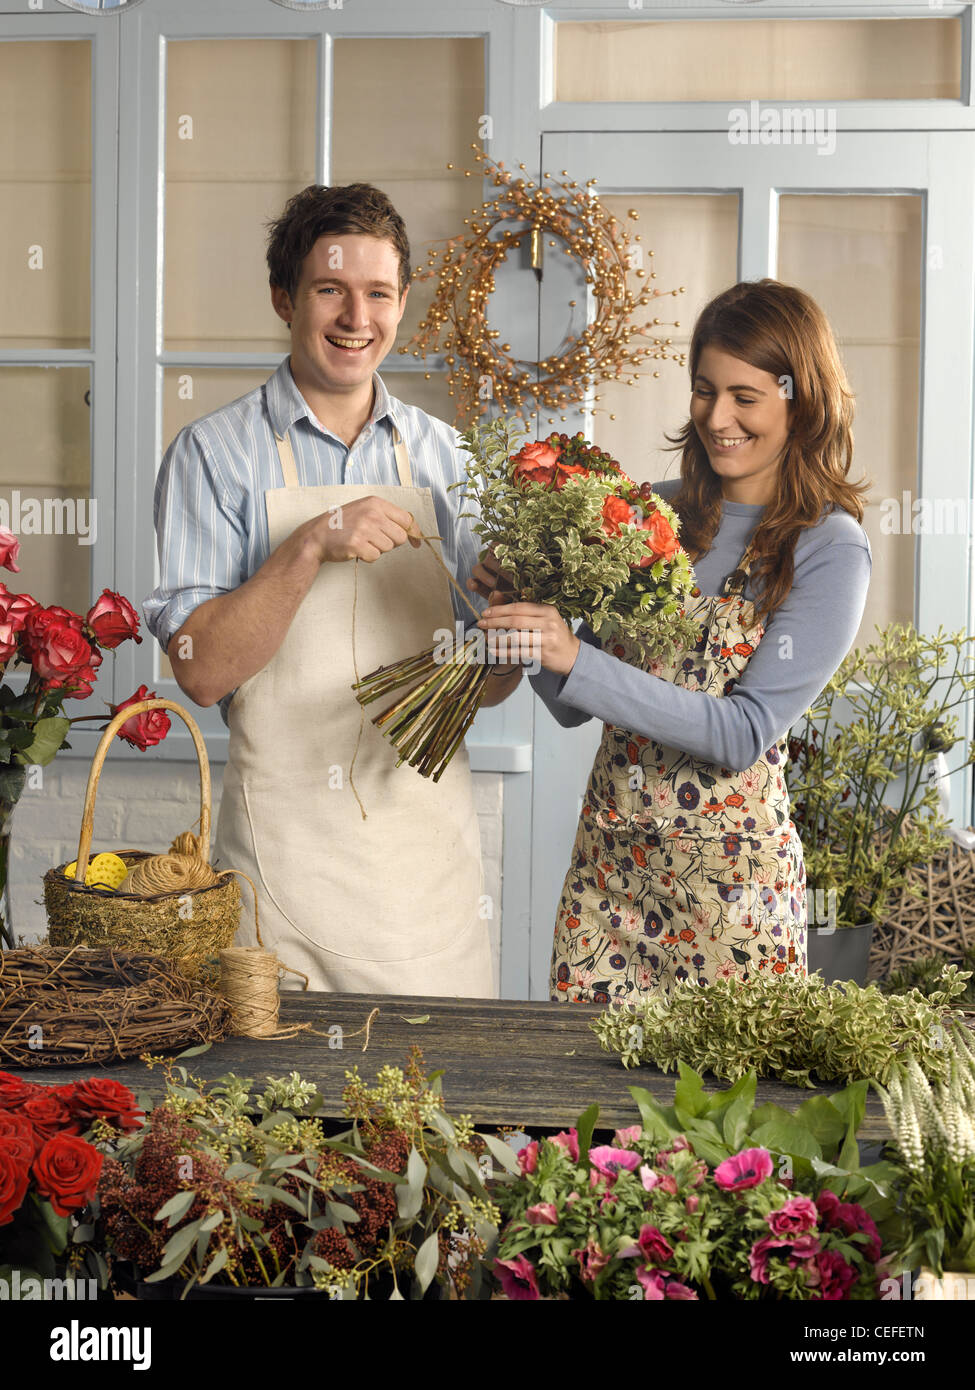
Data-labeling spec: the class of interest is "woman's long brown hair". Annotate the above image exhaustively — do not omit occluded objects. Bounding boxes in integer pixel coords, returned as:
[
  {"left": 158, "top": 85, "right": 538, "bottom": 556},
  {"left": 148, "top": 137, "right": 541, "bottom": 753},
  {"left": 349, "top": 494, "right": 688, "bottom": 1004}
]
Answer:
[{"left": 664, "top": 278, "right": 872, "bottom": 627}]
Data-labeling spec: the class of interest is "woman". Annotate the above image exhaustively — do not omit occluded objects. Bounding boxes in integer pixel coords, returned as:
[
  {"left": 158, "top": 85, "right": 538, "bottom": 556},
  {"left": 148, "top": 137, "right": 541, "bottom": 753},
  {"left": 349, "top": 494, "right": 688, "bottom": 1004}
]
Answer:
[{"left": 475, "top": 278, "right": 872, "bottom": 1003}]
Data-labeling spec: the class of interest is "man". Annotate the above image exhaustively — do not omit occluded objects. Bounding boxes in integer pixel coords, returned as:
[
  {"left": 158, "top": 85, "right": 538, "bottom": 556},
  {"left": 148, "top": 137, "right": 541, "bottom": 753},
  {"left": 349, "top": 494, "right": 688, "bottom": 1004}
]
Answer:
[{"left": 143, "top": 183, "right": 522, "bottom": 995}]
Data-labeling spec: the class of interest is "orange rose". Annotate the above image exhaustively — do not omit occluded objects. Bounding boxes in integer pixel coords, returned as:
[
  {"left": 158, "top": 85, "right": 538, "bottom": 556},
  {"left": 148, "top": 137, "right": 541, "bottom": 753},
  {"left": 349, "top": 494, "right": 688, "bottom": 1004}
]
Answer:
[
  {"left": 511, "top": 440, "right": 560, "bottom": 487},
  {"left": 600, "top": 495, "right": 634, "bottom": 537},
  {"left": 636, "top": 510, "right": 679, "bottom": 567}
]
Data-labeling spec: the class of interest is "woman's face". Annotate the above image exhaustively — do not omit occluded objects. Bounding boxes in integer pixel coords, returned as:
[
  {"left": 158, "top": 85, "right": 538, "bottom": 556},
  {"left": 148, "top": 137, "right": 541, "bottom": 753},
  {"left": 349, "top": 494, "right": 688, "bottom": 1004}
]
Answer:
[{"left": 689, "top": 345, "right": 793, "bottom": 506}]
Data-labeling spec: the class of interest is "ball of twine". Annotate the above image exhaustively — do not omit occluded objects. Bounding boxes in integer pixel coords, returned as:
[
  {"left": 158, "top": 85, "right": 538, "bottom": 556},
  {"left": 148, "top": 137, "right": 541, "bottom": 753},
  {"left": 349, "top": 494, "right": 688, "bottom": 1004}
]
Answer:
[{"left": 118, "top": 831, "right": 218, "bottom": 896}]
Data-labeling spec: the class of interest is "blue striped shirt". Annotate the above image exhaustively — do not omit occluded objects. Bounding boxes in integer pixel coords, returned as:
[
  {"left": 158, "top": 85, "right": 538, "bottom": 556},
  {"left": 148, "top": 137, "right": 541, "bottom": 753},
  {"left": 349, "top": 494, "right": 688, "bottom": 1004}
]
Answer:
[{"left": 143, "top": 359, "right": 484, "bottom": 727}]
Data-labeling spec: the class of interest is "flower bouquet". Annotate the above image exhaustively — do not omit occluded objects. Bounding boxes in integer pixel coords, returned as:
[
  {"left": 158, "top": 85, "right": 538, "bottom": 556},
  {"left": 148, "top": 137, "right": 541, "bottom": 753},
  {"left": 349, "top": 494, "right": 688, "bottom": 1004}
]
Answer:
[
  {"left": 353, "top": 418, "right": 699, "bottom": 779},
  {"left": 493, "top": 1066, "right": 892, "bottom": 1300},
  {"left": 0, "top": 1071, "right": 143, "bottom": 1294}
]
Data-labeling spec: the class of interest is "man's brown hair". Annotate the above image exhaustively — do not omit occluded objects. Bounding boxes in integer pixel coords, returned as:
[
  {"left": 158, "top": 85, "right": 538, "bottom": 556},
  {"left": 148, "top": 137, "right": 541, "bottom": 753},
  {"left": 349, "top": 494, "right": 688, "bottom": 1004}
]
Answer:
[{"left": 266, "top": 183, "right": 411, "bottom": 304}]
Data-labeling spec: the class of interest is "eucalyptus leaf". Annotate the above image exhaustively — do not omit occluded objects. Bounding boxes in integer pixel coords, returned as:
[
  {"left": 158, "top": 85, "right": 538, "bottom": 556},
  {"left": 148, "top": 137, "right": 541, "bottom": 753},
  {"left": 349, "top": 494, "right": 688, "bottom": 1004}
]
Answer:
[
  {"left": 575, "top": 1102, "right": 599, "bottom": 1159},
  {"left": 396, "top": 1147, "right": 426, "bottom": 1222},
  {"left": 154, "top": 1190, "right": 196, "bottom": 1227},
  {"left": 414, "top": 1231, "right": 440, "bottom": 1294},
  {"left": 479, "top": 1132, "right": 520, "bottom": 1176}
]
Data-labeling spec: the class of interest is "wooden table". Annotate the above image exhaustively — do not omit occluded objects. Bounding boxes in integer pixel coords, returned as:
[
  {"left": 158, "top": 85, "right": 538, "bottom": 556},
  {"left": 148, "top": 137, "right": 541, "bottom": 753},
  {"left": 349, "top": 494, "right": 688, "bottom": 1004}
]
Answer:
[{"left": 7, "top": 992, "right": 892, "bottom": 1142}]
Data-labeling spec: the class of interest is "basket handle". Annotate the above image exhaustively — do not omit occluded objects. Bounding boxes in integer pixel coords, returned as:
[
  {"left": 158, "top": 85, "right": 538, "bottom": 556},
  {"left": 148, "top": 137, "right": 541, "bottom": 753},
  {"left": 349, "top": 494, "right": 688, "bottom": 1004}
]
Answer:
[{"left": 71, "top": 699, "right": 212, "bottom": 885}]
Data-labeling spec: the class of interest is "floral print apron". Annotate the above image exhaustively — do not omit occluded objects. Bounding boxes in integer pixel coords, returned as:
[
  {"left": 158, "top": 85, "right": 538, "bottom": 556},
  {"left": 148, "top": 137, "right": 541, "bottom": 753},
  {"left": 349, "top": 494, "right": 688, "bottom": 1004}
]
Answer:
[{"left": 551, "top": 543, "right": 807, "bottom": 1004}]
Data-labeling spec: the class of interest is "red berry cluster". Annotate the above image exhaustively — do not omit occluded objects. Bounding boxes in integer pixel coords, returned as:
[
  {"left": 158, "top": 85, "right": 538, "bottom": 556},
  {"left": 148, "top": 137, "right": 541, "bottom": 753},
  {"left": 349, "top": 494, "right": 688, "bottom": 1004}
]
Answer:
[
  {"left": 312, "top": 1128, "right": 411, "bottom": 1270},
  {"left": 545, "top": 431, "right": 622, "bottom": 477}
]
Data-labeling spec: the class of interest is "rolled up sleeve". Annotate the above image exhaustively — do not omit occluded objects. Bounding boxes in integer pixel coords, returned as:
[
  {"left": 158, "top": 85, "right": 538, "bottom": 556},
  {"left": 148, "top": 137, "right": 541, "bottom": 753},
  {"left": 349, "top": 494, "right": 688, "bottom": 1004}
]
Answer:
[{"left": 142, "top": 428, "right": 247, "bottom": 654}]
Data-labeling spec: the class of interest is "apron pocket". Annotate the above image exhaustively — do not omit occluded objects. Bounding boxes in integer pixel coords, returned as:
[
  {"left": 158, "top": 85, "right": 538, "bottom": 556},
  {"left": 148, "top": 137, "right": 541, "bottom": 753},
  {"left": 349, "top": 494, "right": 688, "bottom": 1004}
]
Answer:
[{"left": 238, "top": 771, "right": 482, "bottom": 963}]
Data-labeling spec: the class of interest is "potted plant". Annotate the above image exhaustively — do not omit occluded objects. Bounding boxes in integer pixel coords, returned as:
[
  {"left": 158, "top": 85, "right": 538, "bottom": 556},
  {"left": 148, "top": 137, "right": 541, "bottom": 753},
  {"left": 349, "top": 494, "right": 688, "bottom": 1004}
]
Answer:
[
  {"left": 0, "top": 1071, "right": 143, "bottom": 1296},
  {"left": 786, "top": 622, "right": 975, "bottom": 985},
  {"left": 93, "top": 1047, "right": 500, "bottom": 1300},
  {"left": 492, "top": 1063, "right": 896, "bottom": 1300},
  {"left": 872, "top": 1020, "right": 975, "bottom": 1299}
]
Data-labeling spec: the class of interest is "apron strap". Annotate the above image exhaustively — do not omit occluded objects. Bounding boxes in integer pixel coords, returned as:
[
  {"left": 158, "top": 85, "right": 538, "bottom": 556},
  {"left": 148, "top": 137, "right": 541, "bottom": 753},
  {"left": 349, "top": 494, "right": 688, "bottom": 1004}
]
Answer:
[
  {"left": 274, "top": 425, "right": 412, "bottom": 489},
  {"left": 392, "top": 424, "right": 412, "bottom": 488},
  {"left": 273, "top": 430, "right": 300, "bottom": 489}
]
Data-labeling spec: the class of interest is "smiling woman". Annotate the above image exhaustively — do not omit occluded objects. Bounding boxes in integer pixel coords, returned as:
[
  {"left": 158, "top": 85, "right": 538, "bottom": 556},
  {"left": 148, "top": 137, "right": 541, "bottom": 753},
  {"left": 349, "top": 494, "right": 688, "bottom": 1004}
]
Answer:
[{"left": 519, "top": 278, "right": 873, "bottom": 1004}]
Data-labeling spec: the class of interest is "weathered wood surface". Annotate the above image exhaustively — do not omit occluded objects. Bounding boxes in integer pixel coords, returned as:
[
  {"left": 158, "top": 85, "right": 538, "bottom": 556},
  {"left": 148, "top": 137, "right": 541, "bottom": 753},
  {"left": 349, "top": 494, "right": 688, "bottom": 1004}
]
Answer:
[{"left": 5, "top": 991, "right": 892, "bottom": 1139}]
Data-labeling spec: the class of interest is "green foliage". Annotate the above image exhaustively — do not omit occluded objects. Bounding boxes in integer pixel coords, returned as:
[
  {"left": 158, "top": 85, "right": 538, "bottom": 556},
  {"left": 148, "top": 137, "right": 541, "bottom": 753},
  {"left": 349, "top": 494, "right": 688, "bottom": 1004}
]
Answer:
[
  {"left": 882, "top": 946, "right": 975, "bottom": 1010},
  {"left": 591, "top": 963, "right": 972, "bottom": 1088},
  {"left": 787, "top": 622, "right": 975, "bottom": 929}
]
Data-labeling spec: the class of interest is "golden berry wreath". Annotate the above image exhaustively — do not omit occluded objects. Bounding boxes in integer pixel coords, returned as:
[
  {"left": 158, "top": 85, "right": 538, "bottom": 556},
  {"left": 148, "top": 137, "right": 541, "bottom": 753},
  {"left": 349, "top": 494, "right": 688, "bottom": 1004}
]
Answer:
[{"left": 399, "top": 146, "right": 686, "bottom": 424}]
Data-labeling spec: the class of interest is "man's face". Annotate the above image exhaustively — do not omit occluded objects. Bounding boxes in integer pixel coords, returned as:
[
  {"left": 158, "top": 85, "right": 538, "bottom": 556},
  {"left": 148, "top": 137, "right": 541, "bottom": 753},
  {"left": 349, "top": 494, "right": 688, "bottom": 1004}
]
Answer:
[{"left": 272, "top": 233, "right": 408, "bottom": 397}]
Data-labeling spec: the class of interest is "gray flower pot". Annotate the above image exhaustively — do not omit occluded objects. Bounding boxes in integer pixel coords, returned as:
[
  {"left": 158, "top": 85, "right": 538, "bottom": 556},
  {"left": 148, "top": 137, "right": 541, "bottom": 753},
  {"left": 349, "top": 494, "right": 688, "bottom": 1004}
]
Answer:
[{"left": 806, "top": 921, "right": 875, "bottom": 986}]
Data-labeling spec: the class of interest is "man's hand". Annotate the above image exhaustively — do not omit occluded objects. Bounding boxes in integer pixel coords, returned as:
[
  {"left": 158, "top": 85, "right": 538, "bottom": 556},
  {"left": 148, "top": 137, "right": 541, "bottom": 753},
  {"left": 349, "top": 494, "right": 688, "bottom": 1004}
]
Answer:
[
  {"left": 303, "top": 495, "right": 423, "bottom": 564},
  {"left": 467, "top": 546, "right": 517, "bottom": 608}
]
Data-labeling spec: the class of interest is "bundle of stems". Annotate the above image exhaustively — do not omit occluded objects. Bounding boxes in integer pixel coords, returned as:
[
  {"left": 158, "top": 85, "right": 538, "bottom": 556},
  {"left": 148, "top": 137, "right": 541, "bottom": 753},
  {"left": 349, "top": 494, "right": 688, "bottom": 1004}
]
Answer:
[{"left": 353, "top": 635, "right": 490, "bottom": 782}]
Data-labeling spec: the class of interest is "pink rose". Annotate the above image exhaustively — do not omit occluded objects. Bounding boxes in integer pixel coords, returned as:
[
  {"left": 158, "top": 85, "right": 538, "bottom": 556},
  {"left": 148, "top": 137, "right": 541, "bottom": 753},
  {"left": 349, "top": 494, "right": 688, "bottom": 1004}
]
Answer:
[
  {"left": 516, "top": 1141, "right": 539, "bottom": 1175},
  {"left": 549, "top": 1128, "right": 579, "bottom": 1162},
  {"left": 767, "top": 1196, "right": 819, "bottom": 1237},
  {"left": 494, "top": 1255, "right": 539, "bottom": 1300},
  {"left": 0, "top": 528, "right": 20, "bottom": 573},
  {"left": 612, "top": 1125, "right": 642, "bottom": 1149},
  {"left": 525, "top": 1202, "right": 558, "bottom": 1226}
]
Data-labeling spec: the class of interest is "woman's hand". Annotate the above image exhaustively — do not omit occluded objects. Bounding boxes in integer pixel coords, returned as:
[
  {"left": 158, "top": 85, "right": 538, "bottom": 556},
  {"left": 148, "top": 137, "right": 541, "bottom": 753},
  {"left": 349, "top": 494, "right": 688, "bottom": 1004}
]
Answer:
[{"left": 477, "top": 602, "right": 581, "bottom": 678}]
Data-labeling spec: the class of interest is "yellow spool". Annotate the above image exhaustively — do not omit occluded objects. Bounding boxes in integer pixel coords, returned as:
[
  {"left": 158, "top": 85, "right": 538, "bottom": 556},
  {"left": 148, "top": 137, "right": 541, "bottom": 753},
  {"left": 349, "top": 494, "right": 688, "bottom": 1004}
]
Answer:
[{"left": 63, "top": 852, "right": 129, "bottom": 891}]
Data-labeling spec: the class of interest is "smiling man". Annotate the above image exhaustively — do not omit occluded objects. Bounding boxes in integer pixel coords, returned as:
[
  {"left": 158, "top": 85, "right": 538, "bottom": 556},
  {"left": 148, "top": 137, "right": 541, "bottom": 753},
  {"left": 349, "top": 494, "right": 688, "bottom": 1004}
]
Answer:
[{"left": 143, "top": 184, "right": 518, "bottom": 995}]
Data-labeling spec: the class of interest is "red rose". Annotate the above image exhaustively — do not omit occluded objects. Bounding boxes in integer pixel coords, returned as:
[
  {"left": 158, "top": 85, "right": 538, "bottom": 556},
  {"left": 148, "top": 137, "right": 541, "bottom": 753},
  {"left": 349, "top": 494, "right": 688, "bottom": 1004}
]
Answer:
[
  {"left": 22, "top": 1093, "right": 81, "bottom": 1144},
  {"left": 45, "top": 649, "right": 102, "bottom": 700},
  {"left": 512, "top": 440, "right": 561, "bottom": 487},
  {"left": 0, "top": 622, "right": 18, "bottom": 663},
  {"left": 32, "top": 1133, "right": 103, "bottom": 1217},
  {"left": 0, "top": 1071, "right": 42, "bottom": 1111},
  {"left": 0, "top": 1142, "right": 30, "bottom": 1225},
  {"left": 107, "top": 686, "right": 171, "bottom": 751},
  {"left": 85, "top": 590, "right": 143, "bottom": 649},
  {"left": 636, "top": 510, "right": 679, "bottom": 567},
  {"left": 0, "top": 582, "right": 39, "bottom": 631},
  {"left": 67, "top": 1078, "right": 144, "bottom": 1134},
  {"left": 22, "top": 605, "right": 85, "bottom": 655},
  {"left": 600, "top": 495, "right": 635, "bottom": 538},
  {"left": 30, "top": 621, "right": 93, "bottom": 682},
  {"left": 0, "top": 1111, "right": 38, "bottom": 1163},
  {"left": 0, "top": 527, "right": 20, "bottom": 574}
]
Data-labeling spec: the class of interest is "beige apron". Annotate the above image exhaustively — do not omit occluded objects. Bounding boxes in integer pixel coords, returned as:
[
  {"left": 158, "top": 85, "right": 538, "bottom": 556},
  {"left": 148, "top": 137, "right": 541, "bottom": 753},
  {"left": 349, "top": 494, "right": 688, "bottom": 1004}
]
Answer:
[{"left": 212, "top": 422, "right": 495, "bottom": 997}]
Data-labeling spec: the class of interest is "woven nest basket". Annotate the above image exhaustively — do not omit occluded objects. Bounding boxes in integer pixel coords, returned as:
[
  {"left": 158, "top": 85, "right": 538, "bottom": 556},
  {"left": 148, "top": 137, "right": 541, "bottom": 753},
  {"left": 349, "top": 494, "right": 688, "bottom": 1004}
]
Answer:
[
  {"left": 42, "top": 699, "right": 241, "bottom": 983},
  {"left": 0, "top": 945, "right": 232, "bottom": 1067},
  {"left": 869, "top": 823, "right": 975, "bottom": 980}
]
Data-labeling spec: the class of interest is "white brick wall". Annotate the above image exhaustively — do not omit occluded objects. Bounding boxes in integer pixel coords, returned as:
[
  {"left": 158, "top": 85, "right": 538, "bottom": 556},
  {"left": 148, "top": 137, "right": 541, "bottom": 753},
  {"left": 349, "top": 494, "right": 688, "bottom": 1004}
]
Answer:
[{"left": 9, "top": 762, "right": 504, "bottom": 986}]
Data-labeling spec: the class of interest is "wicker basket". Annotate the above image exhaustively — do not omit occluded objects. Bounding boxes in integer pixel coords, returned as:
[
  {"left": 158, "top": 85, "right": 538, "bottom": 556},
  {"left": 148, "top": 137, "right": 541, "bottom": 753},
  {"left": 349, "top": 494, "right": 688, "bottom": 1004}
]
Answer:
[{"left": 43, "top": 698, "right": 241, "bottom": 982}]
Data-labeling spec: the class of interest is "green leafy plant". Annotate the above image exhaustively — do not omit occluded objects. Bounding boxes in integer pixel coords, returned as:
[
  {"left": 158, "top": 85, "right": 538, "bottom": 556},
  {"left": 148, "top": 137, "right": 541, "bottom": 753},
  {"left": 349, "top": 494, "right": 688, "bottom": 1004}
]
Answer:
[
  {"left": 590, "top": 964, "right": 972, "bottom": 1088},
  {"left": 882, "top": 947, "right": 975, "bottom": 1010},
  {"left": 873, "top": 1022, "right": 975, "bottom": 1277},
  {"left": 94, "top": 1047, "right": 500, "bottom": 1300},
  {"left": 493, "top": 1065, "right": 893, "bottom": 1300},
  {"left": 787, "top": 622, "right": 975, "bottom": 931}
]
